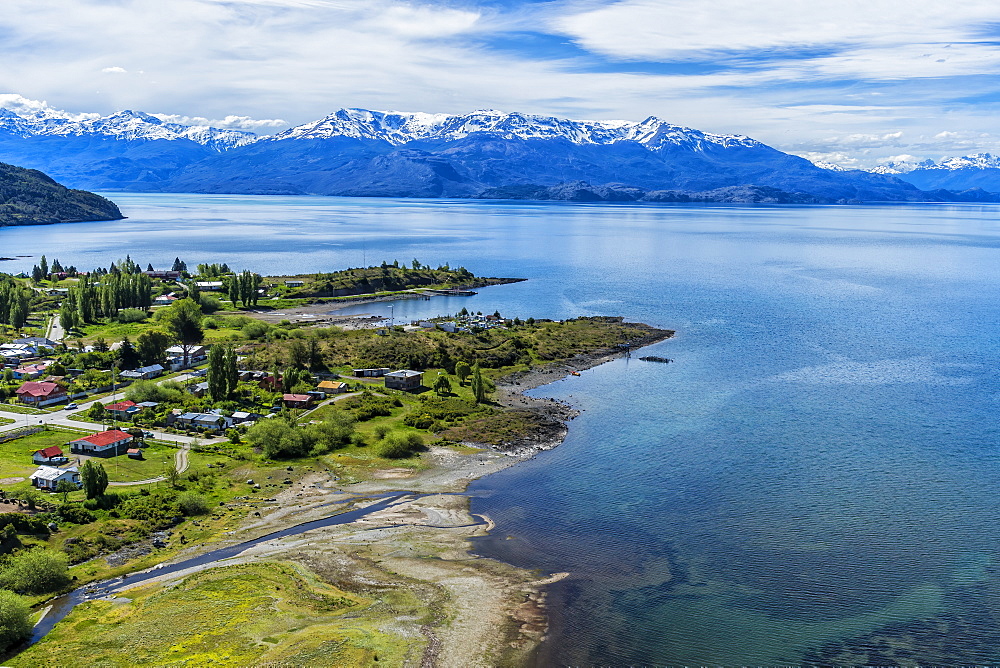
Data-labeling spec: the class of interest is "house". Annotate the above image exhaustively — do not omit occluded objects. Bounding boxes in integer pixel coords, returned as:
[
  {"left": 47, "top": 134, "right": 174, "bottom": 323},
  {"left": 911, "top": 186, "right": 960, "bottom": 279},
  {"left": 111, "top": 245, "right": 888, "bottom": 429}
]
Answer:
[
  {"left": 120, "top": 364, "right": 165, "bottom": 380},
  {"left": 144, "top": 270, "right": 181, "bottom": 279},
  {"left": 439, "top": 322, "right": 459, "bottom": 333},
  {"left": 194, "top": 281, "right": 223, "bottom": 291},
  {"left": 126, "top": 448, "right": 143, "bottom": 459},
  {"left": 165, "top": 344, "right": 209, "bottom": 370},
  {"left": 13, "top": 363, "right": 49, "bottom": 380},
  {"left": 283, "top": 393, "right": 314, "bottom": 409},
  {"left": 30, "top": 466, "right": 80, "bottom": 490},
  {"left": 353, "top": 368, "right": 390, "bottom": 378},
  {"left": 16, "top": 381, "right": 67, "bottom": 407},
  {"left": 153, "top": 294, "right": 179, "bottom": 306},
  {"left": 0, "top": 343, "right": 36, "bottom": 362},
  {"left": 317, "top": 380, "right": 349, "bottom": 394},
  {"left": 284, "top": 280, "right": 305, "bottom": 288},
  {"left": 13, "top": 337, "right": 57, "bottom": 349},
  {"left": 230, "top": 411, "right": 262, "bottom": 425},
  {"left": 384, "top": 370, "right": 423, "bottom": 391},
  {"left": 68, "top": 429, "right": 134, "bottom": 455},
  {"left": 175, "top": 412, "right": 226, "bottom": 432},
  {"left": 32, "top": 446, "right": 67, "bottom": 465},
  {"left": 105, "top": 400, "right": 140, "bottom": 420},
  {"left": 189, "top": 381, "right": 209, "bottom": 397},
  {"left": 136, "top": 401, "right": 159, "bottom": 410}
]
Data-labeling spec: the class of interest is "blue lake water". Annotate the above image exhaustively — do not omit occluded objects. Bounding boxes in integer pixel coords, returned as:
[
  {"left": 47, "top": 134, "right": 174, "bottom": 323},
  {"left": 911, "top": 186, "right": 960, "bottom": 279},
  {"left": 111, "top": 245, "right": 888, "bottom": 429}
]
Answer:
[{"left": 4, "top": 193, "right": 1000, "bottom": 664}]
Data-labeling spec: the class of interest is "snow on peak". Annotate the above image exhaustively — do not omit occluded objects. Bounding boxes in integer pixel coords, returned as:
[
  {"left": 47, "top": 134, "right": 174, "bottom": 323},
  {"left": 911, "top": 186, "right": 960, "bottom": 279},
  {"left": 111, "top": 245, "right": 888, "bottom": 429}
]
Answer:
[
  {"left": 0, "top": 106, "right": 257, "bottom": 150},
  {"left": 270, "top": 108, "right": 763, "bottom": 150},
  {"left": 936, "top": 153, "right": 1000, "bottom": 170}
]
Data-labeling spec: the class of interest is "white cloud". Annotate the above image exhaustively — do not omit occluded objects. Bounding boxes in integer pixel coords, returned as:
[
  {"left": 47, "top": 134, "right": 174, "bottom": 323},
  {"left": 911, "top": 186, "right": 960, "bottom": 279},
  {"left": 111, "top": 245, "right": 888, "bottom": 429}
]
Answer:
[
  {"left": 151, "top": 113, "right": 287, "bottom": 130},
  {"left": 0, "top": 93, "right": 100, "bottom": 121},
  {"left": 101, "top": 66, "right": 127, "bottom": 74}
]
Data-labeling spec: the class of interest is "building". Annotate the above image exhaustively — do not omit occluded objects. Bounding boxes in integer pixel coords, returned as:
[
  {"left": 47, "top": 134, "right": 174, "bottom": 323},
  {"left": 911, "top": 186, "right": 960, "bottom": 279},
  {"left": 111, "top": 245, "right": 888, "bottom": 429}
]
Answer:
[
  {"left": 30, "top": 466, "right": 80, "bottom": 490},
  {"left": 12, "top": 363, "right": 49, "bottom": 380},
  {"left": 105, "top": 400, "right": 140, "bottom": 421},
  {"left": 120, "top": 364, "right": 165, "bottom": 380},
  {"left": 174, "top": 412, "right": 227, "bottom": 432},
  {"left": 353, "top": 368, "right": 390, "bottom": 378},
  {"left": 144, "top": 270, "right": 181, "bottom": 279},
  {"left": 68, "top": 429, "right": 134, "bottom": 455},
  {"left": 317, "top": 380, "right": 350, "bottom": 394},
  {"left": 153, "top": 294, "right": 179, "bottom": 306},
  {"left": 32, "top": 446, "right": 66, "bottom": 465},
  {"left": 13, "top": 337, "right": 57, "bottom": 349},
  {"left": 284, "top": 280, "right": 305, "bottom": 288},
  {"left": 15, "top": 381, "right": 67, "bottom": 407},
  {"left": 194, "top": 281, "right": 224, "bottom": 291},
  {"left": 384, "top": 370, "right": 423, "bottom": 391},
  {"left": 230, "top": 411, "right": 263, "bottom": 425},
  {"left": 283, "top": 393, "right": 314, "bottom": 409}
]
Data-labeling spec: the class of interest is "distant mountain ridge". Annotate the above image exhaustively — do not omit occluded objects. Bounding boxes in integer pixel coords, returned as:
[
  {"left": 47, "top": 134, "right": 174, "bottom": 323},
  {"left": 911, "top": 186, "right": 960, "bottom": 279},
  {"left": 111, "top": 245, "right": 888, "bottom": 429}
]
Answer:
[
  {"left": 0, "top": 104, "right": 970, "bottom": 203},
  {"left": 859, "top": 152, "right": 1000, "bottom": 192}
]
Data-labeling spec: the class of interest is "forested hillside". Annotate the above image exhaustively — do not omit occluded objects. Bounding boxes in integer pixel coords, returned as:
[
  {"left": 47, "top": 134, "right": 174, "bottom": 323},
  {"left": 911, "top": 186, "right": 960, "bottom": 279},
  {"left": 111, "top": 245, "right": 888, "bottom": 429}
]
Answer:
[{"left": 0, "top": 162, "right": 123, "bottom": 227}]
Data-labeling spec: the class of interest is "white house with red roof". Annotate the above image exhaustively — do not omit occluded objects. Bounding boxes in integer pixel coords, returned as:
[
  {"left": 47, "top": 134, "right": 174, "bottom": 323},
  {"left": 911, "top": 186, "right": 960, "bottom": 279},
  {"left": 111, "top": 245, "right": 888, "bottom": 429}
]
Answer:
[
  {"left": 15, "top": 381, "right": 67, "bottom": 407},
  {"left": 32, "top": 446, "right": 67, "bottom": 464},
  {"left": 67, "top": 429, "right": 134, "bottom": 455}
]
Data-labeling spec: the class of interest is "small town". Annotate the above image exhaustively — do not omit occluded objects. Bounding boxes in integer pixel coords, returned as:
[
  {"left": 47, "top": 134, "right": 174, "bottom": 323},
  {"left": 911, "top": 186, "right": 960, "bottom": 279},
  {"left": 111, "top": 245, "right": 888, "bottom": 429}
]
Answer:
[{"left": 0, "top": 255, "right": 662, "bottom": 664}]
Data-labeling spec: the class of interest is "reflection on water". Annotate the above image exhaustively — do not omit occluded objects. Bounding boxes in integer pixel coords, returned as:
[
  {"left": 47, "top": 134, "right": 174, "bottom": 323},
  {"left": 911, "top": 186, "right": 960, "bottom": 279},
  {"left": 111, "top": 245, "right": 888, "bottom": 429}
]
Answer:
[{"left": 4, "top": 195, "right": 1000, "bottom": 663}]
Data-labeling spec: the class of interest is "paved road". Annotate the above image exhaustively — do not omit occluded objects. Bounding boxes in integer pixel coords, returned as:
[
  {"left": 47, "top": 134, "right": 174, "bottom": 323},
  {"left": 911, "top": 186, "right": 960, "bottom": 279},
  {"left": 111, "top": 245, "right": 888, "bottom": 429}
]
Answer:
[{"left": 46, "top": 314, "right": 65, "bottom": 343}]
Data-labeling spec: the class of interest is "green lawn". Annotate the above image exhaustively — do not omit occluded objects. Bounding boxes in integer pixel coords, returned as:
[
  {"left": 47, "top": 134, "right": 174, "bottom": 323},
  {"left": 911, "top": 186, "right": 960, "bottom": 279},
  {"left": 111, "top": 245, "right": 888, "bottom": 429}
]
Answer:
[
  {"left": 0, "top": 403, "right": 45, "bottom": 415},
  {"left": 0, "top": 428, "right": 81, "bottom": 479},
  {"left": 0, "top": 416, "right": 13, "bottom": 427}
]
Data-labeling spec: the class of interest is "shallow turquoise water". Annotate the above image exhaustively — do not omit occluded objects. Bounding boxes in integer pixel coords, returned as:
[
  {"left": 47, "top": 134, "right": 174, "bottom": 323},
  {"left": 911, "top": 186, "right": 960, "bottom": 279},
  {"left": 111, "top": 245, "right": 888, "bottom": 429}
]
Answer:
[{"left": 3, "top": 194, "right": 1000, "bottom": 663}]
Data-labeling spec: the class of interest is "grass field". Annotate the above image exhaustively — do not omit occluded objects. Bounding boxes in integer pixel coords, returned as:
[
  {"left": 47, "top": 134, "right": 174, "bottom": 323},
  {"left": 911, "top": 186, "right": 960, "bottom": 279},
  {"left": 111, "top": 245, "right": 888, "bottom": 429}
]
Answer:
[{"left": 14, "top": 561, "right": 423, "bottom": 667}]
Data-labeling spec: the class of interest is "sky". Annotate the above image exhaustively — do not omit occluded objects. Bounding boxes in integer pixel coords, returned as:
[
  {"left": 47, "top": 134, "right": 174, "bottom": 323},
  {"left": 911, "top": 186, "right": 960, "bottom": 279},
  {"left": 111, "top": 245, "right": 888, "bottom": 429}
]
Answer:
[{"left": 4, "top": 0, "right": 1000, "bottom": 167}]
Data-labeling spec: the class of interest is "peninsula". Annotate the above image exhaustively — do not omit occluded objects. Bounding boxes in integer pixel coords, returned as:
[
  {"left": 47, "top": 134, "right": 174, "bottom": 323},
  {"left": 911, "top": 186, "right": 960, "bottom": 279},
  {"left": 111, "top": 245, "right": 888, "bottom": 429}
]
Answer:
[
  {"left": 0, "top": 162, "right": 123, "bottom": 227},
  {"left": 0, "top": 258, "right": 671, "bottom": 666}
]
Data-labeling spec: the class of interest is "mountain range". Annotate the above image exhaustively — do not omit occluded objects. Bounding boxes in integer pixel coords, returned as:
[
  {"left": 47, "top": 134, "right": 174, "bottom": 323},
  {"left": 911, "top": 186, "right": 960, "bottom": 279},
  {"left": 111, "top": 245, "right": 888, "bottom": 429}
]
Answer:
[{"left": 0, "top": 105, "right": 994, "bottom": 203}]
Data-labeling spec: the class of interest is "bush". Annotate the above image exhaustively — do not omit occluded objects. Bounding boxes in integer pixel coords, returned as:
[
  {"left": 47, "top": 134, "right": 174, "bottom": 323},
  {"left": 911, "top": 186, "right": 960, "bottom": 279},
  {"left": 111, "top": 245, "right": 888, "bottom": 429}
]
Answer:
[
  {"left": 375, "top": 433, "right": 424, "bottom": 459},
  {"left": 241, "top": 321, "right": 270, "bottom": 340},
  {"left": 176, "top": 492, "right": 210, "bottom": 516},
  {"left": 0, "top": 590, "right": 31, "bottom": 652},
  {"left": 198, "top": 294, "right": 223, "bottom": 313},
  {"left": 117, "top": 308, "right": 148, "bottom": 324},
  {"left": 0, "top": 514, "right": 49, "bottom": 535},
  {"left": 0, "top": 549, "right": 71, "bottom": 594},
  {"left": 57, "top": 504, "right": 96, "bottom": 525}
]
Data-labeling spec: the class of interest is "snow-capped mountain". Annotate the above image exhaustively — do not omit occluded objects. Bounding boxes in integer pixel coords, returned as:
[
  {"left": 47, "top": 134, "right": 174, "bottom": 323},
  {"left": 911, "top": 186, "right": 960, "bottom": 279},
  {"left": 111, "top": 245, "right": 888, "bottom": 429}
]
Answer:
[
  {"left": 0, "top": 101, "right": 934, "bottom": 202},
  {"left": 271, "top": 108, "right": 762, "bottom": 151},
  {"left": 0, "top": 108, "right": 256, "bottom": 151},
  {"left": 868, "top": 153, "right": 1000, "bottom": 192}
]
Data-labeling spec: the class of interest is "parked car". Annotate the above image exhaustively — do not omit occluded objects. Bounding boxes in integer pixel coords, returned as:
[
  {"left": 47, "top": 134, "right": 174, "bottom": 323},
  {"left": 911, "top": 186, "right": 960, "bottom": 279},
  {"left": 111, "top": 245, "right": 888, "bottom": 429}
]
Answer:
[{"left": 65, "top": 403, "right": 78, "bottom": 410}]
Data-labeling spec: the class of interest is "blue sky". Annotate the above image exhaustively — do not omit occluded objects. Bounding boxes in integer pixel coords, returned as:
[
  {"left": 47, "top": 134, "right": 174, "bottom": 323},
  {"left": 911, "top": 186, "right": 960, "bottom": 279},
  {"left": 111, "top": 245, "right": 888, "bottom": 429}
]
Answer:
[{"left": 4, "top": 0, "right": 1000, "bottom": 167}]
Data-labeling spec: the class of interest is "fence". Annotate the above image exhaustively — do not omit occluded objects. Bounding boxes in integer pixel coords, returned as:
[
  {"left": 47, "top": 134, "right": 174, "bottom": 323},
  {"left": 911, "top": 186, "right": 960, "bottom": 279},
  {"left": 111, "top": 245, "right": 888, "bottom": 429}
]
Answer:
[{"left": 0, "top": 426, "right": 45, "bottom": 445}]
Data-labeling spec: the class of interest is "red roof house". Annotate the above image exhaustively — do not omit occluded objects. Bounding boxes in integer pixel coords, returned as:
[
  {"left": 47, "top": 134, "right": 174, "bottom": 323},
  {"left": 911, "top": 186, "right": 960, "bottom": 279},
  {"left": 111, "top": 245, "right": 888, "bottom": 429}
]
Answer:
[
  {"left": 68, "top": 429, "right": 134, "bottom": 455},
  {"left": 15, "top": 381, "right": 67, "bottom": 407},
  {"left": 105, "top": 400, "right": 139, "bottom": 420},
  {"left": 32, "top": 446, "right": 66, "bottom": 464},
  {"left": 283, "top": 393, "right": 314, "bottom": 409}
]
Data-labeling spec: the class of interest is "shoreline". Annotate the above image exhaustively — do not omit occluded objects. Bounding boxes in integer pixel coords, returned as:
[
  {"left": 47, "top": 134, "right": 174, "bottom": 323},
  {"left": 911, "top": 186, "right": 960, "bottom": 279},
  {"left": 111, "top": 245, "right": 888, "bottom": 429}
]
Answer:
[{"left": 19, "top": 322, "right": 674, "bottom": 666}]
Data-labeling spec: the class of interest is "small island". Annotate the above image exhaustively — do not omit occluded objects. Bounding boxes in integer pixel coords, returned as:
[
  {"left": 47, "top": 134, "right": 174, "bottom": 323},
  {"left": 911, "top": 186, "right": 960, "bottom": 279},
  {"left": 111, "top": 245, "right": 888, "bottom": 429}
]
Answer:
[{"left": 0, "top": 258, "right": 671, "bottom": 666}]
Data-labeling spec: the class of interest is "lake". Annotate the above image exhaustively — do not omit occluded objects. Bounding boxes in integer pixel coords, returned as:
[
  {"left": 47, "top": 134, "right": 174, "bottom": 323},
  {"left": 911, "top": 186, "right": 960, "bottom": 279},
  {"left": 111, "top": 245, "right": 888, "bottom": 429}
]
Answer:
[{"left": 4, "top": 193, "right": 1000, "bottom": 664}]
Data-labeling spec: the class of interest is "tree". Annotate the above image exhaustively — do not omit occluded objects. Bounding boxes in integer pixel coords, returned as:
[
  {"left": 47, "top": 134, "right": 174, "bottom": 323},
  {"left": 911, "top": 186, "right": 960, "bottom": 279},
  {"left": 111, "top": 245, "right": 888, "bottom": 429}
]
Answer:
[
  {"left": 0, "top": 549, "right": 71, "bottom": 594},
  {"left": 165, "top": 463, "right": 180, "bottom": 489},
  {"left": 136, "top": 329, "right": 172, "bottom": 365},
  {"left": 470, "top": 363, "right": 494, "bottom": 404},
  {"left": 80, "top": 461, "right": 108, "bottom": 499},
  {"left": 224, "top": 346, "right": 239, "bottom": 397},
  {"left": 39, "top": 255, "right": 48, "bottom": 278},
  {"left": 455, "top": 361, "right": 472, "bottom": 385},
  {"left": 433, "top": 373, "right": 452, "bottom": 396},
  {"left": 0, "top": 590, "right": 31, "bottom": 651},
  {"left": 171, "top": 257, "right": 187, "bottom": 272},
  {"left": 207, "top": 344, "right": 228, "bottom": 402},
  {"left": 54, "top": 479, "right": 76, "bottom": 504},
  {"left": 117, "top": 336, "right": 140, "bottom": 370},
  {"left": 164, "top": 298, "right": 204, "bottom": 366}
]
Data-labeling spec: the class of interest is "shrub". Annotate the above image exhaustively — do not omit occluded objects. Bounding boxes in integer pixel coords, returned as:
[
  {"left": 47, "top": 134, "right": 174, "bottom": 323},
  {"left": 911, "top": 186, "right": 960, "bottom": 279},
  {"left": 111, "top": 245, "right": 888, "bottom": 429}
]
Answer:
[
  {"left": 241, "top": 321, "right": 270, "bottom": 340},
  {"left": 0, "top": 549, "right": 71, "bottom": 594},
  {"left": 375, "top": 433, "right": 424, "bottom": 459},
  {"left": 117, "top": 308, "right": 148, "bottom": 324},
  {"left": 176, "top": 492, "right": 210, "bottom": 516},
  {"left": 0, "top": 590, "right": 31, "bottom": 652},
  {"left": 57, "top": 504, "right": 96, "bottom": 525}
]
